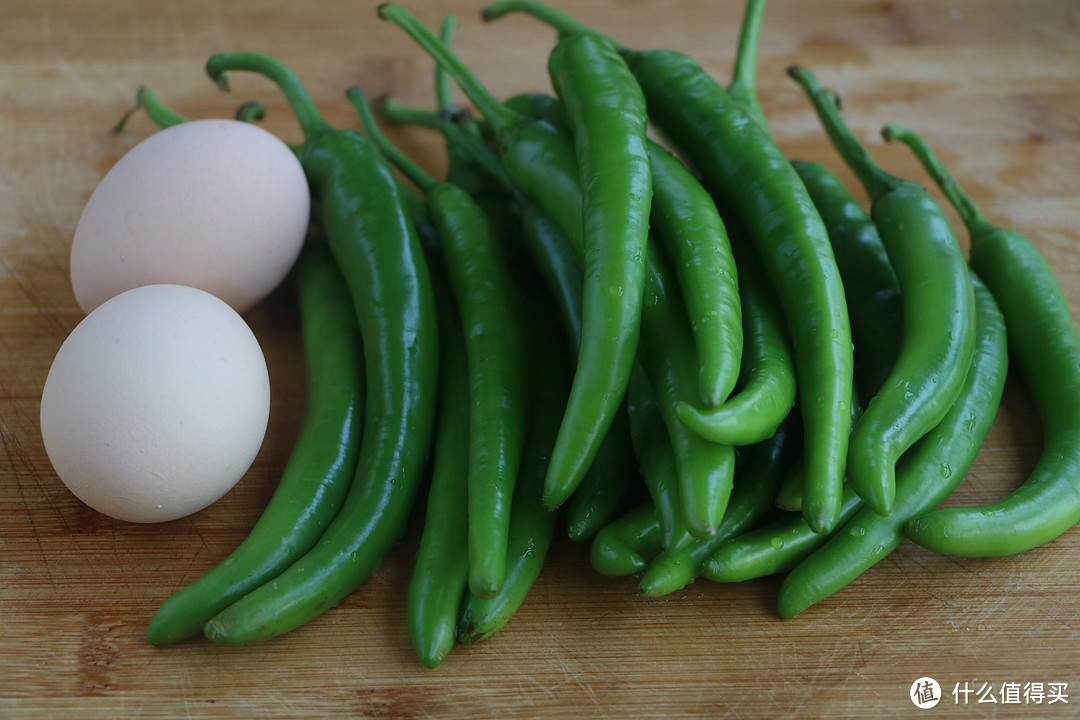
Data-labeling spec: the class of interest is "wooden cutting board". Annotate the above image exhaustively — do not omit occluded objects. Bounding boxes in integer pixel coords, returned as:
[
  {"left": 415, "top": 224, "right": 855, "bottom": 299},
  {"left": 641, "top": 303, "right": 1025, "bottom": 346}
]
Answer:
[{"left": 3, "top": 0, "right": 1079, "bottom": 717}]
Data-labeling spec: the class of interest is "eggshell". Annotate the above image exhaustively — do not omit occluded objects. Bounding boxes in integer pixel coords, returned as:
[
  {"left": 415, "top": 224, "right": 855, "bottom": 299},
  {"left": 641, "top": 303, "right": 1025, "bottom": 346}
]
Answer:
[
  {"left": 70, "top": 118, "right": 310, "bottom": 315},
  {"left": 39, "top": 284, "right": 271, "bottom": 523}
]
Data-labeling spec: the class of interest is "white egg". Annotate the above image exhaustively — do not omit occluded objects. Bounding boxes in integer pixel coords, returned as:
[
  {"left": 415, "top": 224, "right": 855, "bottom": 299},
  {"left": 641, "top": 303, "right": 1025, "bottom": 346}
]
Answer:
[
  {"left": 39, "top": 284, "right": 271, "bottom": 523},
  {"left": 70, "top": 118, "right": 310, "bottom": 315}
]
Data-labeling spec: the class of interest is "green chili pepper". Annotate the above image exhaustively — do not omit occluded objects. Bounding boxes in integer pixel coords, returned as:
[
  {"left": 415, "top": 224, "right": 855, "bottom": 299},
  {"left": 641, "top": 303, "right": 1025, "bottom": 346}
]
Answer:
[
  {"left": 675, "top": 210, "right": 796, "bottom": 446},
  {"left": 626, "top": 364, "right": 693, "bottom": 551},
  {"left": 590, "top": 502, "right": 664, "bottom": 578},
  {"left": 405, "top": 251, "right": 471, "bottom": 670},
  {"left": 647, "top": 139, "right": 742, "bottom": 409},
  {"left": 199, "top": 53, "right": 438, "bottom": 644},
  {"left": 635, "top": 412, "right": 802, "bottom": 596},
  {"left": 379, "top": 4, "right": 649, "bottom": 514},
  {"left": 483, "top": 0, "right": 853, "bottom": 538},
  {"left": 146, "top": 240, "right": 365, "bottom": 646},
  {"left": 456, "top": 266, "right": 569, "bottom": 645},
  {"left": 349, "top": 86, "right": 531, "bottom": 598},
  {"left": 790, "top": 66, "right": 976, "bottom": 518},
  {"left": 702, "top": 486, "right": 862, "bottom": 584},
  {"left": 792, "top": 160, "right": 902, "bottom": 402},
  {"left": 534, "top": 31, "right": 651, "bottom": 509},
  {"left": 637, "top": 241, "right": 738, "bottom": 539},
  {"left": 885, "top": 124, "right": 1080, "bottom": 557},
  {"left": 777, "top": 274, "right": 1008, "bottom": 616}
]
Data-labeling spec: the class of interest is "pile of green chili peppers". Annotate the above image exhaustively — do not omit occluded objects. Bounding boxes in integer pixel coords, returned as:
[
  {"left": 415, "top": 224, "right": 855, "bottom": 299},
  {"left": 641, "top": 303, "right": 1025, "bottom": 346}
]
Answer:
[{"left": 134, "top": 0, "right": 1080, "bottom": 667}]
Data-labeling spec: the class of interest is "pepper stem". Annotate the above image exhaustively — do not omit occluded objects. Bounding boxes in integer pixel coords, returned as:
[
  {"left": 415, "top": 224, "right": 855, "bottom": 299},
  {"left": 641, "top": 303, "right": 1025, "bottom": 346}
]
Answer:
[
  {"left": 727, "top": 0, "right": 769, "bottom": 132},
  {"left": 205, "top": 52, "right": 333, "bottom": 144},
  {"left": 234, "top": 100, "right": 266, "bottom": 124},
  {"left": 112, "top": 86, "right": 187, "bottom": 133},
  {"left": 481, "top": 0, "right": 616, "bottom": 46},
  {"left": 788, "top": 65, "right": 894, "bottom": 201},
  {"left": 347, "top": 86, "right": 438, "bottom": 195},
  {"left": 377, "top": 95, "right": 444, "bottom": 130},
  {"left": 440, "top": 118, "right": 516, "bottom": 194},
  {"left": 378, "top": 3, "right": 519, "bottom": 138},
  {"left": 436, "top": 15, "right": 458, "bottom": 111},
  {"left": 881, "top": 124, "right": 993, "bottom": 236}
]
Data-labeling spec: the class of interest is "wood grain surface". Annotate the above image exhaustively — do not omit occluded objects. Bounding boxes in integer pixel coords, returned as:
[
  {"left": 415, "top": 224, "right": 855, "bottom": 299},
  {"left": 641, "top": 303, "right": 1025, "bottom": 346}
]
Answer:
[{"left": 3, "top": 0, "right": 1080, "bottom": 717}]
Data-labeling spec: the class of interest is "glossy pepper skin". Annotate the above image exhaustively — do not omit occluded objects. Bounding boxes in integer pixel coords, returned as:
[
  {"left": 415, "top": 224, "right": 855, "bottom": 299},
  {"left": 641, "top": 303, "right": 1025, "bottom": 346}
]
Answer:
[
  {"left": 790, "top": 66, "right": 976, "bottom": 519},
  {"left": 405, "top": 247, "right": 471, "bottom": 669},
  {"left": 626, "top": 364, "right": 693, "bottom": 551},
  {"left": 792, "top": 160, "right": 902, "bottom": 402},
  {"left": 379, "top": 4, "right": 649, "bottom": 515},
  {"left": 647, "top": 139, "right": 742, "bottom": 409},
  {"left": 702, "top": 486, "right": 863, "bottom": 584},
  {"left": 676, "top": 209, "right": 796, "bottom": 447},
  {"left": 147, "top": 240, "right": 365, "bottom": 646},
  {"left": 634, "top": 413, "right": 802, "bottom": 596},
  {"left": 482, "top": 0, "right": 854, "bottom": 537},
  {"left": 887, "top": 125, "right": 1080, "bottom": 557},
  {"left": 636, "top": 242, "right": 738, "bottom": 540},
  {"left": 697, "top": 157, "right": 908, "bottom": 589},
  {"left": 778, "top": 275, "right": 1008, "bottom": 617},
  {"left": 532, "top": 32, "right": 651, "bottom": 510},
  {"left": 198, "top": 53, "right": 438, "bottom": 644},
  {"left": 456, "top": 265, "right": 570, "bottom": 645},
  {"left": 590, "top": 502, "right": 664, "bottom": 578}
]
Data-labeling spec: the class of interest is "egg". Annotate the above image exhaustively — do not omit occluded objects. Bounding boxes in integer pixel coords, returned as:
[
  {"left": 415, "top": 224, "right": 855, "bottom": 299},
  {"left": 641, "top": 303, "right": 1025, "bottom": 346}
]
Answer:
[
  {"left": 70, "top": 118, "right": 310, "bottom": 315},
  {"left": 39, "top": 284, "right": 271, "bottom": 523}
]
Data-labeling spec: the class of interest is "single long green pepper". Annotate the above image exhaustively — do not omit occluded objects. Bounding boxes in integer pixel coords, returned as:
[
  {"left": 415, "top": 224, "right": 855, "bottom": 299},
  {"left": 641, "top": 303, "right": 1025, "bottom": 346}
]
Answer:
[
  {"left": 647, "top": 139, "right": 743, "bottom": 409},
  {"left": 537, "top": 31, "right": 651, "bottom": 509},
  {"left": 886, "top": 124, "right": 1080, "bottom": 557},
  {"left": 199, "top": 52, "right": 439, "bottom": 644},
  {"left": 456, "top": 264, "right": 570, "bottom": 645},
  {"left": 405, "top": 246, "right": 471, "bottom": 669}
]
